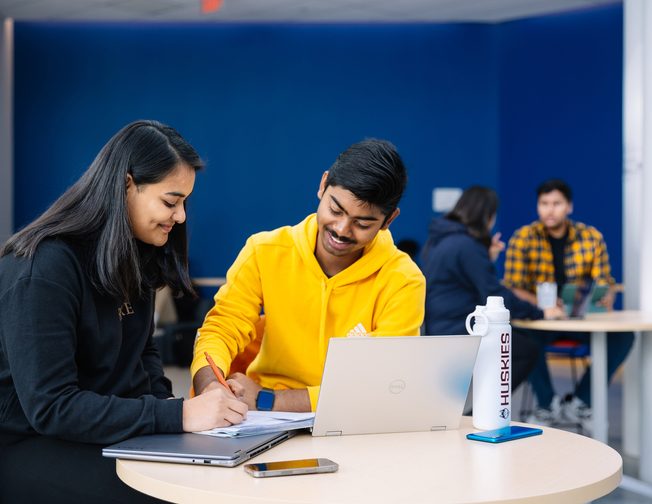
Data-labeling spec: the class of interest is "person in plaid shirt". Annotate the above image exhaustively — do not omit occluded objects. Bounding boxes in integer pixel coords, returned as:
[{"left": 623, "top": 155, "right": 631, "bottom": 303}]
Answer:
[{"left": 503, "top": 179, "right": 634, "bottom": 432}]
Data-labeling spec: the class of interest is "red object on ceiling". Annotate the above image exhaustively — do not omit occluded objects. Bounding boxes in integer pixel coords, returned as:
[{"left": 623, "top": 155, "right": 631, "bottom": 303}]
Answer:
[{"left": 201, "top": 0, "right": 223, "bottom": 13}]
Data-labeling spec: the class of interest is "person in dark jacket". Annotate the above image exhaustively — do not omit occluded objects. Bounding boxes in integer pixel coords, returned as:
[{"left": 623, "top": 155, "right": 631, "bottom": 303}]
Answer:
[
  {"left": 0, "top": 121, "right": 247, "bottom": 503},
  {"left": 421, "top": 186, "right": 564, "bottom": 390}
]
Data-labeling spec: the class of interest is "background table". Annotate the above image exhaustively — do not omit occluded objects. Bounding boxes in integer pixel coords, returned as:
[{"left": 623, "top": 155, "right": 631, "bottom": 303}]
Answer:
[
  {"left": 116, "top": 417, "right": 621, "bottom": 504},
  {"left": 513, "top": 310, "right": 652, "bottom": 494},
  {"left": 191, "top": 277, "right": 226, "bottom": 288},
  {"left": 512, "top": 310, "right": 652, "bottom": 444}
]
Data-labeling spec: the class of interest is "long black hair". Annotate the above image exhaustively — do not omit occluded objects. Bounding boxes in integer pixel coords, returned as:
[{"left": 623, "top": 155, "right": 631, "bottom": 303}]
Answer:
[
  {"left": 2, "top": 120, "right": 203, "bottom": 300},
  {"left": 446, "top": 186, "right": 498, "bottom": 248}
]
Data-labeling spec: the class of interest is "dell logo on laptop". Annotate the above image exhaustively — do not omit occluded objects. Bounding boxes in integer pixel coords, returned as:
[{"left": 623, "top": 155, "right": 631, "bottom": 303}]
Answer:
[{"left": 389, "top": 379, "right": 406, "bottom": 394}]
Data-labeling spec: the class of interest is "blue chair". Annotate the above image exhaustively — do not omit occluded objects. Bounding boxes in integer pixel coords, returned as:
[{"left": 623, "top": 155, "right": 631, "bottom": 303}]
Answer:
[
  {"left": 519, "top": 338, "right": 590, "bottom": 422},
  {"left": 545, "top": 338, "right": 590, "bottom": 388}
]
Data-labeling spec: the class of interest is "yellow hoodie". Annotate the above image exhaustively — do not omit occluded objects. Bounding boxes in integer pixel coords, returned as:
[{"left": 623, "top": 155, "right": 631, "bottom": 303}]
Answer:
[{"left": 191, "top": 214, "right": 425, "bottom": 410}]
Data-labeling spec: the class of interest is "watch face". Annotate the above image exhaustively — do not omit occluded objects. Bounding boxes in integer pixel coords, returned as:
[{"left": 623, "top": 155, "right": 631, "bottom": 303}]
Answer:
[{"left": 256, "top": 389, "right": 275, "bottom": 411}]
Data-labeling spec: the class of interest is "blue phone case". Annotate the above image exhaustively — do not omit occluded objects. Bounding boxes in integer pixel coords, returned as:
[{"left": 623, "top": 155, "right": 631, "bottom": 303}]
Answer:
[{"left": 466, "top": 426, "right": 542, "bottom": 443}]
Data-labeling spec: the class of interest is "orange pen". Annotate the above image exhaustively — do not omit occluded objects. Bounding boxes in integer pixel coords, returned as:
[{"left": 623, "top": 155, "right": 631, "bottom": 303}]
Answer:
[{"left": 204, "top": 351, "right": 235, "bottom": 396}]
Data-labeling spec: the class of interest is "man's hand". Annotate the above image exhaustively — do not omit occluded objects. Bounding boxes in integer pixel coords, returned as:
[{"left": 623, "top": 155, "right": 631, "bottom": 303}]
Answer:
[
  {"left": 228, "top": 372, "right": 312, "bottom": 412},
  {"left": 194, "top": 365, "right": 235, "bottom": 395},
  {"left": 227, "top": 372, "right": 261, "bottom": 409},
  {"left": 595, "top": 286, "right": 616, "bottom": 311}
]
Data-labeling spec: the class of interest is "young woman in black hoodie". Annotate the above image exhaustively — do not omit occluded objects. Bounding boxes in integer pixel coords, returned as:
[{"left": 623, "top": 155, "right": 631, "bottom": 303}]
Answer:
[
  {"left": 0, "top": 120, "right": 247, "bottom": 503},
  {"left": 421, "top": 186, "right": 564, "bottom": 390}
]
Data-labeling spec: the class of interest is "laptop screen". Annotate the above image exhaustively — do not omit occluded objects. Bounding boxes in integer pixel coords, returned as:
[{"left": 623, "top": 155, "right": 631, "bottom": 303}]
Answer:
[
  {"left": 561, "top": 281, "right": 608, "bottom": 318},
  {"left": 312, "top": 335, "right": 481, "bottom": 437}
]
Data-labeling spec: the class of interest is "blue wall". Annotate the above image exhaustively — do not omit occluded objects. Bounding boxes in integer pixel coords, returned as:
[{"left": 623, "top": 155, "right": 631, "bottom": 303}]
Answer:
[
  {"left": 13, "top": 4, "right": 623, "bottom": 284},
  {"left": 14, "top": 22, "right": 498, "bottom": 278},
  {"left": 497, "top": 6, "right": 624, "bottom": 281}
]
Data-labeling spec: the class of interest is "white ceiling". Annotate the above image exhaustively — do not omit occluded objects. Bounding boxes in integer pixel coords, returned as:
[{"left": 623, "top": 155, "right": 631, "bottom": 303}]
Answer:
[{"left": 0, "top": 0, "right": 621, "bottom": 23}]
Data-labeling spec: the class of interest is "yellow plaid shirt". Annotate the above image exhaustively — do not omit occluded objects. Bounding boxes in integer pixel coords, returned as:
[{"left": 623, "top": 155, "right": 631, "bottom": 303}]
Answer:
[{"left": 503, "top": 220, "right": 614, "bottom": 293}]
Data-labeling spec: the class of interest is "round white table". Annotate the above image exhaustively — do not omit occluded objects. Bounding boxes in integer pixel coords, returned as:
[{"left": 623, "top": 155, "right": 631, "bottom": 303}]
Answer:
[
  {"left": 116, "top": 417, "right": 622, "bottom": 504},
  {"left": 512, "top": 310, "right": 652, "bottom": 444},
  {"left": 513, "top": 310, "right": 652, "bottom": 493}
]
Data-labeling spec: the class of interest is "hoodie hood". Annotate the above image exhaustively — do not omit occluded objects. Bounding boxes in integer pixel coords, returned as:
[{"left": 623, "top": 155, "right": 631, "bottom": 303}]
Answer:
[{"left": 426, "top": 217, "right": 468, "bottom": 248}]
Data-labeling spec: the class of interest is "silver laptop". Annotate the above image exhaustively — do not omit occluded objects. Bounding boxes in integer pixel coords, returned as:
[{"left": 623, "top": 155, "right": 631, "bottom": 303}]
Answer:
[
  {"left": 102, "top": 430, "right": 293, "bottom": 467},
  {"left": 312, "top": 335, "right": 481, "bottom": 437}
]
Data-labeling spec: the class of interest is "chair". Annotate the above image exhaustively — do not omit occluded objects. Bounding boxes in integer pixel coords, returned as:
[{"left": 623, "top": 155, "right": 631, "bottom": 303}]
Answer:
[
  {"left": 545, "top": 338, "right": 590, "bottom": 387},
  {"left": 155, "top": 293, "right": 214, "bottom": 367},
  {"left": 519, "top": 338, "right": 590, "bottom": 421}
]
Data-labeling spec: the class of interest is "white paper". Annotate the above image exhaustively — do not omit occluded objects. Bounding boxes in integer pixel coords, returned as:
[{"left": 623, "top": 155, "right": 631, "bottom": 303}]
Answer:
[{"left": 195, "top": 411, "right": 315, "bottom": 437}]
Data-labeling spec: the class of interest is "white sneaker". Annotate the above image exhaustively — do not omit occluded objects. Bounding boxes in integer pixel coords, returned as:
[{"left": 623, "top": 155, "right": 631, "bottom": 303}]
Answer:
[
  {"left": 563, "top": 396, "right": 592, "bottom": 435},
  {"left": 526, "top": 395, "right": 563, "bottom": 427}
]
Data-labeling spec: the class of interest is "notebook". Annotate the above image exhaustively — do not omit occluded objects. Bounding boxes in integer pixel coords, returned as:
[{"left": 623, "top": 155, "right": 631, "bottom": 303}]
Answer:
[
  {"left": 312, "top": 335, "right": 481, "bottom": 437},
  {"left": 102, "top": 430, "right": 293, "bottom": 467}
]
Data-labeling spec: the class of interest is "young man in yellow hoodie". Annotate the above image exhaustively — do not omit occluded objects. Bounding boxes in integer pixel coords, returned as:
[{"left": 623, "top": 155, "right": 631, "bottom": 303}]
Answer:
[{"left": 191, "top": 139, "right": 425, "bottom": 413}]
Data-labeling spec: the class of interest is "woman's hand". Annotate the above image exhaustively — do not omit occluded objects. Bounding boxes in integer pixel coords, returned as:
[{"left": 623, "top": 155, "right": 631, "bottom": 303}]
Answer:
[
  {"left": 543, "top": 305, "right": 567, "bottom": 320},
  {"left": 182, "top": 386, "right": 248, "bottom": 432},
  {"left": 489, "top": 232, "right": 505, "bottom": 262}
]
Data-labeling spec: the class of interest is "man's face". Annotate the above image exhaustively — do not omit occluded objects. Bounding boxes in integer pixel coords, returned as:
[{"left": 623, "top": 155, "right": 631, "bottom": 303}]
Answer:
[
  {"left": 315, "top": 174, "right": 398, "bottom": 263},
  {"left": 537, "top": 189, "right": 573, "bottom": 233}
]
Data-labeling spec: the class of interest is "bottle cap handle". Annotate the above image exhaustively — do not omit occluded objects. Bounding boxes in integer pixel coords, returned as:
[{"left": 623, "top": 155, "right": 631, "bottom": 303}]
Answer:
[{"left": 466, "top": 311, "right": 489, "bottom": 336}]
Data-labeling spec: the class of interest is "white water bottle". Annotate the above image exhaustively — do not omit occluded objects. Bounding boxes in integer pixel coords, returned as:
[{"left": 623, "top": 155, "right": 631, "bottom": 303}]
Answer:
[{"left": 465, "top": 296, "right": 512, "bottom": 430}]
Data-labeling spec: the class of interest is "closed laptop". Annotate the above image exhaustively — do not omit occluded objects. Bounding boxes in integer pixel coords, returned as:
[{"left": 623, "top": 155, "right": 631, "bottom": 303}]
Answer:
[{"left": 102, "top": 430, "right": 293, "bottom": 467}]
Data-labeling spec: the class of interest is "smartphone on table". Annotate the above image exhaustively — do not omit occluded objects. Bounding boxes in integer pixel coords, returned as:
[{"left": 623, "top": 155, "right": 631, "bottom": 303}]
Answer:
[
  {"left": 466, "top": 426, "right": 542, "bottom": 443},
  {"left": 244, "top": 458, "right": 339, "bottom": 478}
]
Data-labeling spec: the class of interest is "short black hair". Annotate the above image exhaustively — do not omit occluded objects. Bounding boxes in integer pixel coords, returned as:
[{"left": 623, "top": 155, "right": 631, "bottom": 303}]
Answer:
[
  {"left": 324, "top": 139, "right": 407, "bottom": 217},
  {"left": 537, "top": 179, "right": 573, "bottom": 202}
]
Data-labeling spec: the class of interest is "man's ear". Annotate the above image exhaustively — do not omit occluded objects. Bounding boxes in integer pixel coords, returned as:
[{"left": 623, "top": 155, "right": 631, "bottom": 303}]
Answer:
[
  {"left": 317, "top": 171, "right": 329, "bottom": 199},
  {"left": 568, "top": 202, "right": 574, "bottom": 215},
  {"left": 381, "top": 208, "right": 400, "bottom": 230},
  {"left": 126, "top": 174, "right": 134, "bottom": 191}
]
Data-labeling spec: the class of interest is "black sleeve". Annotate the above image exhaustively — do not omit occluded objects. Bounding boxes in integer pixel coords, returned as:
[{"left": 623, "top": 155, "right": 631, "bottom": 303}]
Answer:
[
  {"left": 455, "top": 240, "right": 544, "bottom": 321},
  {"left": 141, "top": 309, "right": 175, "bottom": 400},
  {"left": 1, "top": 275, "right": 183, "bottom": 445}
]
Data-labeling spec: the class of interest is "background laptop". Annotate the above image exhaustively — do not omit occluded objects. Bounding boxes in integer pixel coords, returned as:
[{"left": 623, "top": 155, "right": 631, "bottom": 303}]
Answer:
[
  {"left": 561, "top": 281, "right": 609, "bottom": 318},
  {"left": 312, "top": 335, "right": 481, "bottom": 437},
  {"left": 102, "top": 430, "right": 293, "bottom": 467}
]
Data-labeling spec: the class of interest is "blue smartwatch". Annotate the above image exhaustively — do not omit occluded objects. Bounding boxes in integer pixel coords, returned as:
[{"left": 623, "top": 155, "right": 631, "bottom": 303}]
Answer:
[{"left": 256, "top": 388, "right": 275, "bottom": 411}]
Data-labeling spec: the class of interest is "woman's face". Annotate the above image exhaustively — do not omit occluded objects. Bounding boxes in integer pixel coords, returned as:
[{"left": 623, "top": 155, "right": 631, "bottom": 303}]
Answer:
[
  {"left": 488, "top": 213, "right": 496, "bottom": 231},
  {"left": 126, "top": 163, "right": 196, "bottom": 246}
]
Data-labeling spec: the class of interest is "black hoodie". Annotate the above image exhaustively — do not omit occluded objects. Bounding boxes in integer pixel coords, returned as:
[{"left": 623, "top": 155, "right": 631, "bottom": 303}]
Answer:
[
  {"left": 421, "top": 217, "right": 543, "bottom": 335},
  {"left": 0, "top": 239, "right": 183, "bottom": 445}
]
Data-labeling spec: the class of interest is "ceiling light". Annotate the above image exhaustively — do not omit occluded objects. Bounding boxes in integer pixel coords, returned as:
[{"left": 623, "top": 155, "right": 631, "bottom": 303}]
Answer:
[{"left": 201, "top": 0, "right": 223, "bottom": 14}]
